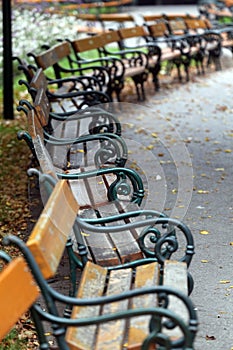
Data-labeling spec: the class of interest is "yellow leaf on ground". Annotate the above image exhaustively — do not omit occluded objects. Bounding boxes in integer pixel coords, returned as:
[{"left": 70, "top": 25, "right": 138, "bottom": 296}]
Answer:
[
  {"left": 81, "top": 232, "right": 90, "bottom": 237},
  {"left": 201, "top": 260, "right": 209, "bottom": 263},
  {"left": 200, "top": 230, "right": 209, "bottom": 235},
  {"left": 197, "top": 190, "right": 209, "bottom": 194},
  {"left": 215, "top": 168, "right": 225, "bottom": 171},
  {"left": 219, "top": 280, "right": 230, "bottom": 284},
  {"left": 224, "top": 149, "right": 232, "bottom": 153}
]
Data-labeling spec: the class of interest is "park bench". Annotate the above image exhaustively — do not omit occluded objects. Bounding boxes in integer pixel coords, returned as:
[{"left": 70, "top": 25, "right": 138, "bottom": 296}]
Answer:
[
  {"left": 185, "top": 17, "right": 233, "bottom": 58},
  {"left": 96, "top": 27, "right": 159, "bottom": 93},
  {"left": 116, "top": 25, "right": 187, "bottom": 90},
  {"left": 198, "top": 2, "right": 233, "bottom": 23},
  {"left": 114, "top": 23, "right": 195, "bottom": 90},
  {"left": 17, "top": 68, "right": 127, "bottom": 169},
  {"left": 19, "top": 66, "right": 122, "bottom": 136},
  {"left": 75, "top": 13, "right": 137, "bottom": 33},
  {"left": 26, "top": 41, "right": 118, "bottom": 101},
  {"left": 183, "top": 18, "right": 224, "bottom": 71},
  {"left": 142, "top": 13, "right": 196, "bottom": 24},
  {"left": 70, "top": 33, "right": 149, "bottom": 101},
  {"left": 0, "top": 179, "right": 198, "bottom": 349},
  {"left": 17, "top": 86, "right": 195, "bottom": 280}
]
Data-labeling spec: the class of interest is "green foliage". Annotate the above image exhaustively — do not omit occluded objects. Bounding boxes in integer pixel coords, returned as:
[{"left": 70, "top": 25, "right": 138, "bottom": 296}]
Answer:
[{"left": 0, "top": 329, "right": 28, "bottom": 350}]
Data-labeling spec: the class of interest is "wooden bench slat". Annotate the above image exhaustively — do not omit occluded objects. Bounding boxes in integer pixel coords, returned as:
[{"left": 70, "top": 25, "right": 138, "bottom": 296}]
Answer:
[
  {"left": 0, "top": 257, "right": 40, "bottom": 340},
  {"left": 27, "top": 181, "right": 79, "bottom": 279},
  {"left": 163, "top": 260, "right": 188, "bottom": 339},
  {"left": 69, "top": 177, "right": 93, "bottom": 209},
  {"left": 95, "top": 268, "right": 132, "bottom": 350},
  {"left": 127, "top": 262, "right": 159, "bottom": 350},
  {"left": 66, "top": 262, "right": 108, "bottom": 350},
  {"left": 80, "top": 203, "right": 123, "bottom": 266},
  {"left": 97, "top": 203, "right": 143, "bottom": 264}
]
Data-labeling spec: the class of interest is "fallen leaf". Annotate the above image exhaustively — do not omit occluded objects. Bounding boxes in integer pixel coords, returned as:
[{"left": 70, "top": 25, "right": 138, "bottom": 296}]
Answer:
[
  {"left": 201, "top": 259, "right": 209, "bottom": 263},
  {"left": 215, "top": 168, "right": 224, "bottom": 171},
  {"left": 200, "top": 230, "right": 209, "bottom": 235},
  {"left": 224, "top": 149, "right": 232, "bottom": 153},
  {"left": 216, "top": 105, "right": 227, "bottom": 111},
  {"left": 219, "top": 280, "right": 230, "bottom": 284},
  {"left": 136, "top": 127, "right": 147, "bottom": 134},
  {"left": 197, "top": 190, "right": 209, "bottom": 194},
  {"left": 205, "top": 335, "right": 216, "bottom": 340},
  {"left": 81, "top": 232, "right": 90, "bottom": 237}
]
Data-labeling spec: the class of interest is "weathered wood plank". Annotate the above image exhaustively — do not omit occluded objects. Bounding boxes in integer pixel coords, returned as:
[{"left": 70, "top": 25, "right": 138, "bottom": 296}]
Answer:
[
  {"left": 27, "top": 180, "right": 79, "bottom": 279},
  {"left": 127, "top": 262, "right": 159, "bottom": 350},
  {"left": 97, "top": 203, "right": 143, "bottom": 264},
  {"left": 66, "top": 262, "right": 107, "bottom": 350},
  {"left": 95, "top": 268, "right": 132, "bottom": 349},
  {"left": 81, "top": 203, "right": 122, "bottom": 266},
  {"left": 162, "top": 260, "right": 188, "bottom": 339},
  {"left": 0, "top": 257, "right": 40, "bottom": 341}
]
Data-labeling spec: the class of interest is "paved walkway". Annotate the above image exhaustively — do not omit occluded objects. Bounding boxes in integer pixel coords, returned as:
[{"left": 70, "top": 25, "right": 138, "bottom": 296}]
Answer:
[{"left": 116, "top": 52, "right": 233, "bottom": 349}]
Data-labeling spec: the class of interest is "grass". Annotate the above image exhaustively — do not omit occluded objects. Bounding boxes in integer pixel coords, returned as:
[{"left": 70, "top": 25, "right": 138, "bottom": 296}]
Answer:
[{"left": 0, "top": 329, "right": 28, "bottom": 350}]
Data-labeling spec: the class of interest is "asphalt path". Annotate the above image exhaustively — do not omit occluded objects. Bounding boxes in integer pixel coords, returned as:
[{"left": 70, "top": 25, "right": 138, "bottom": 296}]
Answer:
[{"left": 116, "top": 50, "right": 233, "bottom": 349}]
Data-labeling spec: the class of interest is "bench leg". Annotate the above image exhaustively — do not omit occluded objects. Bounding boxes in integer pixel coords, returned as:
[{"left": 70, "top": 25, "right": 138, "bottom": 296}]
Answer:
[
  {"left": 108, "top": 79, "right": 124, "bottom": 102},
  {"left": 173, "top": 58, "right": 184, "bottom": 82},
  {"left": 30, "top": 306, "right": 50, "bottom": 350},
  {"left": 195, "top": 51, "right": 205, "bottom": 75},
  {"left": 150, "top": 62, "right": 161, "bottom": 91},
  {"left": 181, "top": 57, "right": 190, "bottom": 82},
  {"left": 188, "top": 271, "right": 194, "bottom": 296},
  {"left": 132, "top": 74, "right": 147, "bottom": 101},
  {"left": 207, "top": 44, "right": 222, "bottom": 71}
]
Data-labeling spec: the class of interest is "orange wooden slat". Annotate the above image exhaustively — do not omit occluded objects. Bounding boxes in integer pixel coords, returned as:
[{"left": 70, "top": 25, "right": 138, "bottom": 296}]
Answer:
[
  {"left": 27, "top": 180, "right": 79, "bottom": 279},
  {"left": 0, "top": 257, "right": 40, "bottom": 340}
]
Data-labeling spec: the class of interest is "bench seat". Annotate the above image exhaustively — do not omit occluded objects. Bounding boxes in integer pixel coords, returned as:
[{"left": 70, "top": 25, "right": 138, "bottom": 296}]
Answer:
[{"left": 1, "top": 179, "right": 197, "bottom": 348}]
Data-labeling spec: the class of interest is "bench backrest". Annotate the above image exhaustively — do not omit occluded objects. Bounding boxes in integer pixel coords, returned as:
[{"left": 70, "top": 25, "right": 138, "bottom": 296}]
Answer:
[
  {"left": 185, "top": 18, "right": 209, "bottom": 31},
  {"left": 167, "top": 19, "right": 187, "bottom": 35},
  {"left": 27, "top": 108, "right": 45, "bottom": 141},
  {"left": 30, "top": 41, "right": 71, "bottom": 71},
  {"left": 0, "top": 256, "right": 40, "bottom": 340},
  {"left": 99, "top": 30, "right": 122, "bottom": 46},
  {"left": 142, "top": 14, "right": 164, "bottom": 22},
  {"left": 147, "top": 22, "right": 170, "bottom": 38},
  {"left": 34, "top": 135, "right": 61, "bottom": 181},
  {"left": 71, "top": 35, "right": 104, "bottom": 54},
  {"left": 31, "top": 69, "right": 50, "bottom": 128},
  {"left": 26, "top": 179, "right": 79, "bottom": 279},
  {"left": 99, "top": 13, "right": 135, "bottom": 22},
  {"left": 30, "top": 67, "right": 48, "bottom": 91},
  {"left": 118, "top": 26, "right": 148, "bottom": 40},
  {"left": 164, "top": 14, "right": 195, "bottom": 20}
]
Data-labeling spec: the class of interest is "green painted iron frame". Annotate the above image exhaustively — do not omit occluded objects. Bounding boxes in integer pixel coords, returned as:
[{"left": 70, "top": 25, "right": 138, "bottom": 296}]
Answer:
[
  {"left": 14, "top": 57, "right": 118, "bottom": 125},
  {"left": 16, "top": 72, "right": 128, "bottom": 169},
  {"left": 0, "top": 241, "right": 198, "bottom": 350},
  {"left": 28, "top": 169, "right": 195, "bottom": 298},
  {"left": 69, "top": 36, "right": 150, "bottom": 101},
  {"left": 26, "top": 41, "right": 124, "bottom": 102}
]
